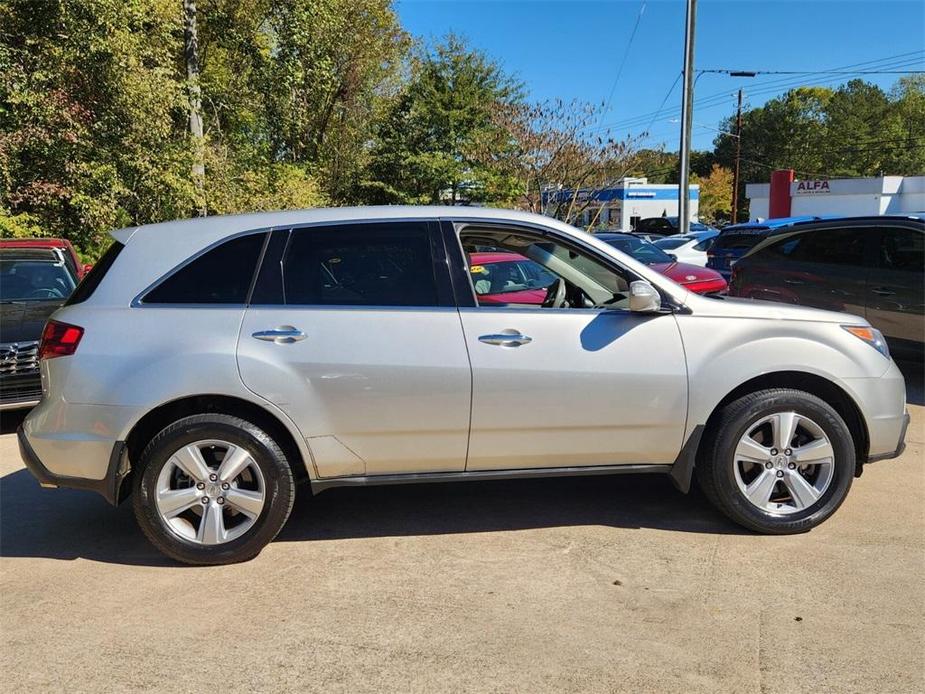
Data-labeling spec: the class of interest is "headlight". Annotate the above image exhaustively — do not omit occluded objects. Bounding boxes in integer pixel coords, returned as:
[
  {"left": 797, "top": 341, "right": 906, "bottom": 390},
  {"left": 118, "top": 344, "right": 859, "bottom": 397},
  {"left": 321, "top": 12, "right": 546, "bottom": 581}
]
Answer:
[{"left": 842, "top": 325, "right": 890, "bottom": 359}]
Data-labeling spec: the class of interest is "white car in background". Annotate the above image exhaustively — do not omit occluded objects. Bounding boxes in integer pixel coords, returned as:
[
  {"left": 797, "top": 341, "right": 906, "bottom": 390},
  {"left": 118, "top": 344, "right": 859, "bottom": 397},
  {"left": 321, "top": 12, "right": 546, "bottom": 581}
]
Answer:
[{"left": 655, "top": 229, "right": 719, "bottom": 267}]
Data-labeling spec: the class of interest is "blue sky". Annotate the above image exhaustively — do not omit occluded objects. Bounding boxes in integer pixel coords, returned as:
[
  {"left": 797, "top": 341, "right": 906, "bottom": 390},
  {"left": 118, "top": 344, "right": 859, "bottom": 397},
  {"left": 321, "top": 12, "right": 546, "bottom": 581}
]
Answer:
[{"left": 396, "top": 0, "right": 925, "bottom": 150}]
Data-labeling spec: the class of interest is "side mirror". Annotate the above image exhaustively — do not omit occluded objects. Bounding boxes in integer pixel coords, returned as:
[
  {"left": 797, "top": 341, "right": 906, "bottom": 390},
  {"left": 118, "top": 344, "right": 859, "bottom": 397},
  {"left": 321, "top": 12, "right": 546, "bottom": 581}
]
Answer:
[
  {"left": 629, "top": 280, "right": 661, "bottom": 313},
  {"left": 667, "top": 253, "right": 677, "bottom": 261}
]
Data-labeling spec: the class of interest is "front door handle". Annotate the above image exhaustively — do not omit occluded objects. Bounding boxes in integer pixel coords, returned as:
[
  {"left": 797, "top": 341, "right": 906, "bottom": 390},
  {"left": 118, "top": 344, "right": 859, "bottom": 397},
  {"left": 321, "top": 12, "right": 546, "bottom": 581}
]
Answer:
[
  {"left": 252, "top": 326, "right": 306, "bottom": 344},
  {"left": 478, "top": 331, "right": 533, "bottom": 347},
  {"left": 871, "top": 287, "right": 895, "bottom": 296},
  {"left": 784, "top": 278, "right": 804, "bottom": 285}
]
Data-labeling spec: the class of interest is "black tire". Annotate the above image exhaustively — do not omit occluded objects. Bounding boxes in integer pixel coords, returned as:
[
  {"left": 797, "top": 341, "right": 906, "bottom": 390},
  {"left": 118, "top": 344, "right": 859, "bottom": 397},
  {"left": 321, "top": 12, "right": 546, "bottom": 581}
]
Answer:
[
  {"left": 696, "top": 388, "right": 855, "bottom": 534},
  {"left": 132, "top": 414, "right": 295, "bottom": 565}
]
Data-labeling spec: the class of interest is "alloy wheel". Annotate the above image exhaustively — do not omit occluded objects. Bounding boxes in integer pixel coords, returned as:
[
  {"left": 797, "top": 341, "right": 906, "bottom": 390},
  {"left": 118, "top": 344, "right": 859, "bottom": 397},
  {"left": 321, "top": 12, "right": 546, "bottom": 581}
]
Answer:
[
  {"left": 154, "top": 439, "right": 266, "bottom": 544},
  {"left": 733, "top": 411, "right": 835, "bottom": 515}
]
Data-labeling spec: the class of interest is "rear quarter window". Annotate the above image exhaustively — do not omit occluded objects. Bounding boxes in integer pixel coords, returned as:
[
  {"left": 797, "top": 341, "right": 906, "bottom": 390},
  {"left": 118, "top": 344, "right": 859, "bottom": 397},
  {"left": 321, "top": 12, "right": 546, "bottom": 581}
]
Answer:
[
  {"left": 141, "top": 232, "right": 267, "bottom": 304},
  {"left": 65, "top": 241, "right": 124, "bottom": 305}
]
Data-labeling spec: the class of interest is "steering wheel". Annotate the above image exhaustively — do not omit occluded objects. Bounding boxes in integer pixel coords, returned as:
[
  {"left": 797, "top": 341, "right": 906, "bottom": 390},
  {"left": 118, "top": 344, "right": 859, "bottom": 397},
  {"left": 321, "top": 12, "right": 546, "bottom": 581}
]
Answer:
[
  {"left": 27, "top": 288, "right": 62, "bottom": 299},
  {"left": 541, "top": 278, "right": 567, "bottom": 308}
]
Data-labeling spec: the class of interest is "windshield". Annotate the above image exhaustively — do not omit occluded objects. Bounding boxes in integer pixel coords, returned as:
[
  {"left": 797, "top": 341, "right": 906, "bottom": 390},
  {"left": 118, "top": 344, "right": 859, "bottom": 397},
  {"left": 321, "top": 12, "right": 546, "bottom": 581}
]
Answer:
[
  {"left": 0, "top": 255, "right": 77, "bottom": 302},
  {"left": 470, "top": 257, "right": 556, "bottom": 295},
  {"left": 603, "top": 236, "right": 675, "bottom": 265},
  {"left": 654, "top": 237, "right": 691, "bottom": 251}
]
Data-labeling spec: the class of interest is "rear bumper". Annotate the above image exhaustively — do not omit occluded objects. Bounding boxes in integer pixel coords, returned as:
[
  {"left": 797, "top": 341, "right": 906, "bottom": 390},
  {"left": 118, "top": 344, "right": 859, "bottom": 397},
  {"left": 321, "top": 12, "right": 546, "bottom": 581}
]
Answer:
[{"left": 17, "top": 425, "right": 129, "bottom": 506}]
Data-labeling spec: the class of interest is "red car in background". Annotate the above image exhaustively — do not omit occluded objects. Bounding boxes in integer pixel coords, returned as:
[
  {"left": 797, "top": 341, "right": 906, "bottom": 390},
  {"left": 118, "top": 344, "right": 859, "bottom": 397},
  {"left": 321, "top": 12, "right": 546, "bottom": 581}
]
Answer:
[
  {"left": 595, "top": 232, "right": 727, "bottom": 295},
  {"left": 468, "top": 234, "right": 726, "bottom": 306}
]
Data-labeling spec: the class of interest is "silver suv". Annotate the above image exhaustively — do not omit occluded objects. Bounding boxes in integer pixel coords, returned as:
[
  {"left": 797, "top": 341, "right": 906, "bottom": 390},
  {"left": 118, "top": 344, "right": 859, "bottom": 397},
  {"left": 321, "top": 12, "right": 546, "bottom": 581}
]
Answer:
[{"left": 18, "top": 207, "right": 909, "bottom": 565}]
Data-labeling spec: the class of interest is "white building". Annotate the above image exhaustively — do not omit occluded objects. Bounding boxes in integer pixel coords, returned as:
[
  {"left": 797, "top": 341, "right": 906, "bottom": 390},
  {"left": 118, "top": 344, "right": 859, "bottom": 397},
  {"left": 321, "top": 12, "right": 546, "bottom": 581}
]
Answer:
[
  {"left": 544, "top": 177, "right": 699, "bottom": 231},
  {"left": 746, "top": 175, "right": 925, "bottom": 220}
]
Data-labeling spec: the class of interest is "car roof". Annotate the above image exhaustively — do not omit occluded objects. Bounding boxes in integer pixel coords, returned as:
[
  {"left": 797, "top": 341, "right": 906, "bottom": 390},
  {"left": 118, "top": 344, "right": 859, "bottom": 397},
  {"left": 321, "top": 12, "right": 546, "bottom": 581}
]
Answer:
[
  {"left": 594, "top": 232, "right": 635, "bottom": 241},
  {"left": 110, "top": 206, "right": 586, "bottom": 245},
  {"left": 0, "top": 238, "right": 71, "bottom": 247}
]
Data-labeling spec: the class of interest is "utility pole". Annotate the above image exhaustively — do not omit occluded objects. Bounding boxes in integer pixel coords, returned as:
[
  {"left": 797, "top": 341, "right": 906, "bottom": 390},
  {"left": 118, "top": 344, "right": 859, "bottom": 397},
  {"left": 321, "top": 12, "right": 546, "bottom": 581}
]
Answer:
[
  {"left": 677, "top": 0, "right": 697, "bottom": 235},
  {"left": 183, "top": 0, "right": 207, "bottom": 217},
  {"left": 731, "top": 88, "right": 744, "bottom": 224}
]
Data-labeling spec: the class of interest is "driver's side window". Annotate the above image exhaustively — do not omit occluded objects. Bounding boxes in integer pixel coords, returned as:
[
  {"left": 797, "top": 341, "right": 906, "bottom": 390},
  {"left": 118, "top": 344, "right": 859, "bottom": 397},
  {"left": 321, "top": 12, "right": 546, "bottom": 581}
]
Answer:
[{"left": 460, "top": 228, "right": 630, "bottom": 310}]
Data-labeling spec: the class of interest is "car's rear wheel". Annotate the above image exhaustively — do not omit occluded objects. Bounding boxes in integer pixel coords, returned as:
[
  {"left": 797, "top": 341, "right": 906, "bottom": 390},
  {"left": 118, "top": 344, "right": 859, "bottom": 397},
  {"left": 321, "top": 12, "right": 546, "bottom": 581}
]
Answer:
[
  {"left": 696, "top": 388, "right": 855, "bottom": 534},
  {"left": 132, "top": 414, "right": 295, "bottom": 565}
]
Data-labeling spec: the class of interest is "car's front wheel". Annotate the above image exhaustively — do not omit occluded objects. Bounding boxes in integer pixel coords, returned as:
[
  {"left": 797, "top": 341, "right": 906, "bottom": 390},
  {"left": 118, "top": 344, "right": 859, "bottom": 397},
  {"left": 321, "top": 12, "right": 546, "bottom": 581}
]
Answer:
[
  {"left": 697, "top": 388, "right": 855, "bottom": 534},
  {"left": 132, "top": 414, "right": 295, "bottom": 565}
]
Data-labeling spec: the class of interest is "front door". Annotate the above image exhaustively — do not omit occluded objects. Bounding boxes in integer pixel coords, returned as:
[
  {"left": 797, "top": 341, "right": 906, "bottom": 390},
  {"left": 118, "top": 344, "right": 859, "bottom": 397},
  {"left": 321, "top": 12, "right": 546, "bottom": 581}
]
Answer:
[
  {"left": 237, "top": 221, "right": 471, "bottom": 478},
  {"left": 452, "top": 222, "right": 688, "bottom": 471}
]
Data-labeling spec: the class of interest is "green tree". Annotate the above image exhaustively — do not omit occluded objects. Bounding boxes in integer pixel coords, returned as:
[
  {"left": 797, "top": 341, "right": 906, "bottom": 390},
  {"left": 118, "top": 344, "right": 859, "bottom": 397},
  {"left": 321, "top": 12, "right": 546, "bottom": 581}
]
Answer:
[
  {"left": 364, "top": 35, "right": 523, "bottom": 205},
  {"left": 694, "top": 164, "right": 733, "bottom": 225}
]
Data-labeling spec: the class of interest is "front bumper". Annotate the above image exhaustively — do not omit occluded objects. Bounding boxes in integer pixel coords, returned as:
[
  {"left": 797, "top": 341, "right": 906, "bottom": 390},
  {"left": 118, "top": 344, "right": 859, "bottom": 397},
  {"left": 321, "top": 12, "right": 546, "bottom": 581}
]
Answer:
[
  {"left": 867, "top": 412, "right": 910, "bottom": 464},
  {"left": 17, "top": 426, "right": 129, "bottom": 505}
]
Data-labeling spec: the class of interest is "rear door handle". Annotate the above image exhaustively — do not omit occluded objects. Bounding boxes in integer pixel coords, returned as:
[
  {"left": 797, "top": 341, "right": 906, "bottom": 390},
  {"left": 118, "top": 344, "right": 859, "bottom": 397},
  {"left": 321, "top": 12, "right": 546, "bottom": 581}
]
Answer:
[
  {"left": 479, "top": 332, "right": 532, "bottom": 347},
  {"left": 252, "top": 326, "right": 306, "bottom": 344},
  {"left": 784, "top": 279, "right": 804, "bottom": 285},
  {"left": 871, "top": 287, "right": 895, "bottom": 296}
]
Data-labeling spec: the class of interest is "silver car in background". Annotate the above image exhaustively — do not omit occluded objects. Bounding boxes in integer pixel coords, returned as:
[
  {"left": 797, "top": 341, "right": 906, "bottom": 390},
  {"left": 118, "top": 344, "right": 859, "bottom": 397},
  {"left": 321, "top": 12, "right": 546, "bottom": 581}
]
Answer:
[{"left": 18, "top": 207, "right": 909, "bottom": 565}]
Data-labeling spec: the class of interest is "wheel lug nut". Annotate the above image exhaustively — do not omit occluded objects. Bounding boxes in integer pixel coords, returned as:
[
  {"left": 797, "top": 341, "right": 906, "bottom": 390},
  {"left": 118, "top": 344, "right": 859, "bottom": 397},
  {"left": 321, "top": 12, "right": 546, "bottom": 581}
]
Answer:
[
  {"left": 785, "top": 449, "right": 792, "bottom": 456},
  {"left": 217, "top": 496, "right": 225, "bottom": 505},
  {"left": 788, "top": 462, "right": 796, "bottom": 470},
  {"left": 209, "top": 473, "right": 218, "bottom": 482},
  {"left": 770, "top": 449, "right": 778, "bottom": 456},
  {"left": 201, "top": 496, "right": 210, "bottom": 504},
  {"left": 776, "top": 470, "right": 784, "bottom": 478},
  {"left": 196, "top": 482, "right": 205, "bottom": 490},
  {"left": 765, "top": 462, "right": 773, "bottom": 469},
  {"left": 221, "top": 482, "right": 230, "bottom": 490}
]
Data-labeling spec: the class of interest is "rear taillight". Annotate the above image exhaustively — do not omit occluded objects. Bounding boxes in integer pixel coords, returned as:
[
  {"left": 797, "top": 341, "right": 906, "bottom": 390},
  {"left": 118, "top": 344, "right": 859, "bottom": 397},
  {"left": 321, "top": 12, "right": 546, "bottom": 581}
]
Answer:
[{"left": 39, "top": 320, "right": 84, "bottom": 360}]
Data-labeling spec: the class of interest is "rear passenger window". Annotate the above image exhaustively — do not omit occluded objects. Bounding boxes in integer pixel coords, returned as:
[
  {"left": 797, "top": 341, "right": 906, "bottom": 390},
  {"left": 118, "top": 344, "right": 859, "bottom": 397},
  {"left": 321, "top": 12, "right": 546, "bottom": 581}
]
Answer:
[
  {"left": 282, "top": 223, "right": 437, "bottom": 307},
  {"left": 879, "top": 228, "right": 924, "bottom": 273},
  {"left": 793, "top": 227, "right": 868, "bottom": 266},
  {"left": 143, "top": 233, "right": 267, "bottom": 304}
]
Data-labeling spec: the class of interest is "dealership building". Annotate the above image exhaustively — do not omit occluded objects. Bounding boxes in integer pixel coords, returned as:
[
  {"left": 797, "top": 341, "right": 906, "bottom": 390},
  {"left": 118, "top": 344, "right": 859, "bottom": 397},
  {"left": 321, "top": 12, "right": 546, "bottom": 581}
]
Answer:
[
  {"left": 543, "top": 177, "right": 699, "bottom": 231},
  {"left": 746, "top": 172, "right": 925, "bottom": 220}
]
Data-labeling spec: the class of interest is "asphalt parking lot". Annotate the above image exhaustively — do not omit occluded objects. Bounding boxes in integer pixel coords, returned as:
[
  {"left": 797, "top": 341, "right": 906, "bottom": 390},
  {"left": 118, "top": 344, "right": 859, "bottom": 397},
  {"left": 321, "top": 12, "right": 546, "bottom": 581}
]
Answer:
[{"left": 1, "top": 363, "right": 922, "bottom": 693}]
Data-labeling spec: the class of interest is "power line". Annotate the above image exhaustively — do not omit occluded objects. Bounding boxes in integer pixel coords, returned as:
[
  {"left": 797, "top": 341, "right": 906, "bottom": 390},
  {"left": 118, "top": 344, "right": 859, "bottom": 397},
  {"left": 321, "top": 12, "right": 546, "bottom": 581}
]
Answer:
[
  {"left": 699, "top": 69, "right": 924, "bottom": 76},
  {"left": 587, "top": 50, "right": 925, "bottom": 134},
  {"left": 599, "top": 0, "right": 647, "bottom": 124}
]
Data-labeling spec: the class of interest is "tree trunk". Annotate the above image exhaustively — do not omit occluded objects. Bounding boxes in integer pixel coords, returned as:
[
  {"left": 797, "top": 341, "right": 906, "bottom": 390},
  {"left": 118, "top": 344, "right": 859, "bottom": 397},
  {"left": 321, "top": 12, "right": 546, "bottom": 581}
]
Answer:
[{"left": 183, "top": 0, "right": 207, "bottom": 216}]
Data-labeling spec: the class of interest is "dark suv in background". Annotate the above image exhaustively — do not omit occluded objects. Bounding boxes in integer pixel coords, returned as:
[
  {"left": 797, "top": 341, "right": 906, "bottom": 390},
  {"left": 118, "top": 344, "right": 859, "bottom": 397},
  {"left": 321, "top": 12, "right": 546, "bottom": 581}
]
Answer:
[{"left": 728, "top": 215, "right": 924, "bottom": 359}]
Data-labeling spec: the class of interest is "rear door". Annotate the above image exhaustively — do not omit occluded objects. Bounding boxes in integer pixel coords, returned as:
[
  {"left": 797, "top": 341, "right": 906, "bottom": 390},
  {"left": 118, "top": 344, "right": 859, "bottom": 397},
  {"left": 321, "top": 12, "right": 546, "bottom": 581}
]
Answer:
[
  {"left": 867, "top": 225, "right": 924, "bottom": 354},
  {"left": 236, "top": 221, "right": 472, "bottom": 478}
]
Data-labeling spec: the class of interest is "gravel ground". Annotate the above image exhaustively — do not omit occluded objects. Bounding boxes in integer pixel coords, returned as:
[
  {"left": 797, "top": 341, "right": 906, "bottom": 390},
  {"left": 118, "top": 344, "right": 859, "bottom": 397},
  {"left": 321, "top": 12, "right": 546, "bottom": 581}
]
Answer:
[{"left": 1, "top": 363, "right": 922, "bottom": 693}]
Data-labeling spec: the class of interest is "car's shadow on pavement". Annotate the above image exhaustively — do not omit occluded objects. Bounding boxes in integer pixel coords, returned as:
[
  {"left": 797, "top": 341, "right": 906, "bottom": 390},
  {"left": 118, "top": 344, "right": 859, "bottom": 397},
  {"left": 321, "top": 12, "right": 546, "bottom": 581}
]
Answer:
[{"left": 0, "top": 468, "right": 745, "bottom": 567}]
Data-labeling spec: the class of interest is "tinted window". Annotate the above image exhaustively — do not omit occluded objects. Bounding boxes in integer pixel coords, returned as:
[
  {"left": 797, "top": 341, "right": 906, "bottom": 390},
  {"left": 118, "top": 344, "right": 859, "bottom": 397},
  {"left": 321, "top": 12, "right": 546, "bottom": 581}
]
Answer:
[
  {"left": 66, "top": 241, "right": 123, "bottom": 305},
  {"left": 636, "top": 218, "right": 673, "bottom": 233},
  {"left": 143, "top": 233, "right": 266, "bottom": 304},
  {"left": 282, "top": 223, "right": 437, "bottom": 306},
  {"left": 879, "top": 227, "right": 924, "bottom": 273},
  {"left": 794, "top": 227, "right": 868, "bottom": 266},
  {"left": 693, "top": 237, "right": 715, "bottom": 252},
  {"left": 713, "top": 229, "right": 770, "bottom": 251}
]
